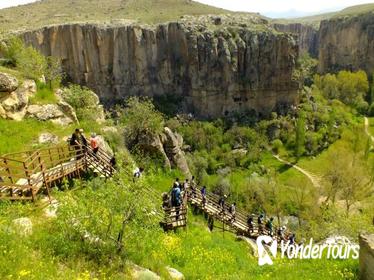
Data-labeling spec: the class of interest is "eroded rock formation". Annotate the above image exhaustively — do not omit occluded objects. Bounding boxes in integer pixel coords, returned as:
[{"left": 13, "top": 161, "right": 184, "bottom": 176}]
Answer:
[
  {"left": 273, "top": 12, "right": 374, "bottom": 74},
  {"left": 273, "top": 23, "right": 319, "bottom": 57},
  {"left": 318, "top": 13, "right": 374, "bottom": 74},
  {"left": 22, "top": 17, "right": 300, "bottom": 119}
]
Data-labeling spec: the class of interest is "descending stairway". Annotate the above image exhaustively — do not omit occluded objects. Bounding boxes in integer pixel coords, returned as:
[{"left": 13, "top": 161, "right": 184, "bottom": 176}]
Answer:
[
  {"left": 162, "top": 186, "right": 289, "bottom": 242},
  {"left": 0, "top": 144, "right": 115, "bottom": 201}
]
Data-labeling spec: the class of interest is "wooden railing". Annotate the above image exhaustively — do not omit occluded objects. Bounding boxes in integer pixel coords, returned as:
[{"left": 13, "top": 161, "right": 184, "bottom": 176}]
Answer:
[
  {"left": 0, "top": 144, "right": 115, "bottom": 200},
  {"left": 187, "top": 187, "right": 290, "bottom": 241}
]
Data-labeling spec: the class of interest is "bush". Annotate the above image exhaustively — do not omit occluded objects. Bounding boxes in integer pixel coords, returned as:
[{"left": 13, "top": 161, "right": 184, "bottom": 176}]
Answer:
[
  {"left": 271, "top": 139, "right": 283, "bottom": 154},
  {"left": 120, "top": 97, "right": 164, "bottom": 148},
  {"left": 368, "top": 103, "right": 374, "bottom": 117},
  {"left": 61, "top": 84, "right": 99, "bottom": 121}
]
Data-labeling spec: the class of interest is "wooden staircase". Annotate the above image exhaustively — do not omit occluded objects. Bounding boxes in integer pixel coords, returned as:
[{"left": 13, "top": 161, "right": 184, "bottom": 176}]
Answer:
[{"left": 0, "top": 145, "right": 115, "bottom": 201}]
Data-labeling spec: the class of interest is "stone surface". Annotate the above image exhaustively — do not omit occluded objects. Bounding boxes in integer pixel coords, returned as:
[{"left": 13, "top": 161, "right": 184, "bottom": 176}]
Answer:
[
  {"left": 38, "top": 133, "right": 59, "bottom": 144},
  {"left": 162, "top": 127, "right": 191, "bottom": 176},
  {"left": 27, "top": 104, "right": 73, "bottom": 125},
  {"left": 0, "top": 78, "right": 37, "bottom": 120},
  {"left": 0, "top": 72, "right": 18, "bottom": 93},
  {"left": 360, "top": 234, "right": 374, "bottom": 280},
  {"left": 318, "top": 13, "right": 374, "bottom": 74},
  {"left": 12, "top": 217, "right": 33, "bottom": 236},
  {"left": 273, "top": 13, "right": 374, "bottom": 75},
  {"left": 22, "top": 20, "right": 300, "bottom": 119},
  {"left": 166, "top": 266, "right": 184, "bottom": 280},
  {"left": 273, "top": 23, "right": 319, "bottom": 57},
  {"left": 96, "top": 135, "right": 114, "bottom": 156},
  {"left": 57, "top": 100, "right": 79, "bottom": 123},
  {"left": 237, "top": 236, "right": 258, "bottom": 257},
  {"left": 132, "top": 264, "right": 160, "bottom": 280}
]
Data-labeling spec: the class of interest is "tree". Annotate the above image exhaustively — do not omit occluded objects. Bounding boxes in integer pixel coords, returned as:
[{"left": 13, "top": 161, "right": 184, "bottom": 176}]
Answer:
[
  {"left": 45, "top": 56, "right": 63, "bottom": 89},
  {"left": 16, "top": 45, "right": 47, "bottom": 80},
  {"left": 295, "top": 112, "right": 306, "bottom": 160},
  {"left": 0, "top": 36, "right": 24, "bottom": 66},
  {"left": 121, "top": 97, "right": 164, "bottom": 148}
]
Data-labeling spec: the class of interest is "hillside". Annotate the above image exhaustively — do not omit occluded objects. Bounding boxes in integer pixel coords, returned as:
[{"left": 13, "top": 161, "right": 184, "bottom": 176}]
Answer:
[
  {"left": 272, "top": 3, "right": 374, "bottom": 27},
  {"left": 0, "top": 0, "right": 236, "bottom": 34}
]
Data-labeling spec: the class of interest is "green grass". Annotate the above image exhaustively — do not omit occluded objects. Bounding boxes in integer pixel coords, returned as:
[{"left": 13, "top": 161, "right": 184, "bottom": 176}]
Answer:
[
  {"left": 369, "top": 117, "right": 374, "bottom": 136},
  {"left": 0, "top": 119, "right": 74, "bottom": 154},
  {"left": 0, "top": 0, "right": 232, "bottom": 34},
  {"left": 30, "top": 86, "right": 58, "bottom": 105}
]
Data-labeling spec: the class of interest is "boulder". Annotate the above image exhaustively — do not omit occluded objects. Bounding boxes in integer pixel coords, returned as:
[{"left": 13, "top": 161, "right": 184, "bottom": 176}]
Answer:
[
  {"left": 27, "top": 104, "right": 73, "bottom": 125},
  {"left": 0, "top": 79, "right": 36, "bottom": 120},
  {"left": 166, "top": 267, "right": 184, "bottom": 280},
  {"left": 360, "top": 234, "right": 374, "bottom": 280},
  {"left": 38, "top": 133, "right": 59, "bottom": 144},
  {"left": 12, "top": 217, "right": 33, "bottom": 236},
  {"left": 0, "top": 72, "right": 18, "bottom": 93},
  {"left": 96, "top": 135, "right": 114, "bottom": 156},
  {"left": 57, "top": 100, "right": 79, "bottom": 123},
  {"left": 237, "top": 236, "right": 258, "bottom": 257},
  {"left": 162, "top": 127, "right": 191, "bottom": 176},
  {"left": 138, "top": 132, "right": 171, "bottom": 169},
  {"left": 132, "top": 264, "right": 160, "bottom": 280}
]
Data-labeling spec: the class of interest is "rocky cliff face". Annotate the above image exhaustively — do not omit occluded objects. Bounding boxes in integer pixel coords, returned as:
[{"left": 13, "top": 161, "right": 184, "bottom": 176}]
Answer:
[
  {"left": 359, "top": 234, "right": 374, "bottom": 280},
  {"left": 273, "top": 23, "right": 319, "bottom": 57},
  {"left": 273, "top": 12, "right": 374, "bottom": 74},
  {"left": 318, "top": 13, "right": 374, "bottom": 74},
  {"left": 22, "top": 17, "right": 299, "bottom": 119}
]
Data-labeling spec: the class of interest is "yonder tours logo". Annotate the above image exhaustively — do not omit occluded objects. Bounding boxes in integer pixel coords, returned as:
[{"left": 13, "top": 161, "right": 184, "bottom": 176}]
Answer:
[{"left": 256, "top": 235, "right": 360, "bottom": 266}]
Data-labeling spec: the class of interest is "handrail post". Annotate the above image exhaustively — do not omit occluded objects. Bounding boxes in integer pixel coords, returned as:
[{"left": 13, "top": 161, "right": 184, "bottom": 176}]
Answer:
[{"left": 38, "top": 151, "right": 51, "bottom": 201}]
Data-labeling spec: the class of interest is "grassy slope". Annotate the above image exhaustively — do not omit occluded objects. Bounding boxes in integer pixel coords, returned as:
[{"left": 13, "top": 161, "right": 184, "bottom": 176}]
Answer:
[
  {"left": 0, "top": 0, "right": 231, "bottom": 34},
  {"left": 369, "top": 117, "right": 374, "bottom": 136},
  {"left": 272, "top": 3, "right": 374, "bottom": 27},
  {"left": 0, "top": 169, "right": 359, "bottom": 280}
]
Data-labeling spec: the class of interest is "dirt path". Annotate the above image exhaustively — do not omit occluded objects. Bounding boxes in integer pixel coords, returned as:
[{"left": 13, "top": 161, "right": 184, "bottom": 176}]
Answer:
[
  {"left": 273, "top": 154, "right": 321, "bottom": 189},
  {"left": 364, "top": 117, "right": 374, "bottom": 144}
]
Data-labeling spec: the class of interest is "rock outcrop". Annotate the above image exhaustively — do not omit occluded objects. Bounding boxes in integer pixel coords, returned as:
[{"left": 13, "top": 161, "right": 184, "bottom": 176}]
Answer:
[
  {"left": 26, "top": 104, "right": 74, "bottom": 125},
  {"left": 359, "top": 234, "right": 374, "bottom": 280},
  {"left": 22, "top": 17, "right": 300, "bottom": 119},
  {"left": 0, "top": 77, "right": 36, "bottom": 120},
  {"left": 318, "top": 13, "right": 374, "bottom": 74},
  {"left": 273, "top": 23, "right": 319, "bottom": 57},
  {"left": 0, "top": 73, "right": 18, "bottom": 93},
  {"left": 137, "top": 127, "right": 190, "bottom": 175}
]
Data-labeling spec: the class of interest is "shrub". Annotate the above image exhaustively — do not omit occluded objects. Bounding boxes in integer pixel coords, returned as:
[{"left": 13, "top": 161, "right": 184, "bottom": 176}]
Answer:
[
  {"left": 271, "top": 139, "right": 283, "bottom": 154},
  {"left": 61, "top": 84, "right": 99, "bottom": 121},
  {"left": 368, "top": 103, "right": 374, "bottom": 117},
  {"left": 120, "top": 97, "right": 164, "bottom": 148}
]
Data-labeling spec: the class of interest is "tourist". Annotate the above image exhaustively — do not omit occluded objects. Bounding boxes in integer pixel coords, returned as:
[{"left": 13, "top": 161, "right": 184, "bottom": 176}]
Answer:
[
  {"left": 218, "top": 194, "right": 226, "bottom": 214},
  {"left": 133, "top": 167, "right": 144, "bottom": 181},
  {"left": 229, "top": 203, "right": 236, "bottom": 223},
  {"left": 258, "top": 214, "right": 264, "bottom": 234},
  {"left": 266, "top": 217, "right": 274, "bottom": 236},
  {"left": 201, "top": 186, "right": 207, "bottom": 207},
  {"left": 79, "top": 128, "right": 88, "bottom": 147},
  {"left": 90, "top": 133, "right": 99, "bottom": 154},
  {"left": 171, "top": 183, "right": 182, "bottom": 220},
  {"left": 247, "top": 214, "right": 255, "bottom": 234}
]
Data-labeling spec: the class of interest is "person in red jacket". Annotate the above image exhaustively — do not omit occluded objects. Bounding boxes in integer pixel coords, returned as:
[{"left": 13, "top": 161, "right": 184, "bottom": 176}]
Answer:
[{"left": 90, "top": 133, "right": 99, "bottom": 154}]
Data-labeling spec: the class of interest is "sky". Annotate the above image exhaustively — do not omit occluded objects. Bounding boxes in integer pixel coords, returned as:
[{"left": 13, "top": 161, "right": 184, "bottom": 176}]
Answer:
[{"left": 0, "top": 0, "right": 373, "bottom": 18}]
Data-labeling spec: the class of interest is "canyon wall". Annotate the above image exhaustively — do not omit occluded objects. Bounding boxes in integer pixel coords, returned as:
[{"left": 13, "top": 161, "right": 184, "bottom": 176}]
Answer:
[
  {"left": 22, "top": 21, "right": 299, "bottom": 119},
  {"left": 318, "top": 13, "right": 374, "bottom": 74},
  {"left": 273, "top": 23, "right": 319, "bottom": 57},
  {"left": 274, "top": 12, "right": 374, "bottom": 74}
]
